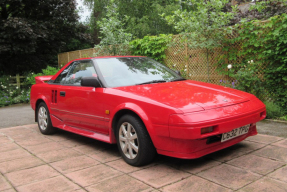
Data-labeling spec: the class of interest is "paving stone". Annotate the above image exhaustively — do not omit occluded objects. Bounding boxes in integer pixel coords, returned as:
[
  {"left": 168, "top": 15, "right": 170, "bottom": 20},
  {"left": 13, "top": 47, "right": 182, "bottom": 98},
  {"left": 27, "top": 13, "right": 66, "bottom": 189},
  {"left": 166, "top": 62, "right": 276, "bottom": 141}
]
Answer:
[
  {"left": 59, "top": 139, "right": 91, "bottom": 147},
  {"left": 0, "top": 127, "right": 34, "bottom": 136},
  {"left": 87, "top": 174, "right": 152, "bottom": 192},
  {"left": 72, "top": 142, "right": 111, "bottom": 154},
  {"left": 5, "top": 165, "right": 59, "bottom": 187},
  {"left": 272, "top": 139, "right": 287, "bottom": 149},
  {"left": 239, "top": 177, "right": 287, "bottom": 192},
  {"left": 161, "top": 175, "right": 232, "bottom": 192},
  {"left": 129, "top": 165, "right": 190, "bottom": 188},
  {"left": 23, "top": 124, "right": 38, "bottom": 130},
  {"left": 9, "top": 132, "right": 42, "bottom": 141},
  {"left": 2, "top": 189, "right": 16, "bottom": 192},
  {"left": 16, "top": 137, "right": 52, "bottom": 147},
  {"left": 44, "top": 134, "right": 72, "bottom": 142},
  {"left": 197, "top": 164, "right": 261, "bottom": 190},
  {"left": 268, "top": 165, "right": 287, "bottom": 183},
  {"left": 0, "top": 156, "right": 44, "bottom": 174},
  {"left": 88, "top": 148, "right": 121, "bottom": 163},
  {"left": 246, "top": 134, "right": 283, "bottom": 144},
  {"left": 179, "top": 158, "right": 222, "bottom": 174},
  {"left": 0, "top": 135, "right": 13, "bottom": 144},
  {"left": 226, "top": 154, "right": 285, "bottom": 175},
  {"left": 252, "top": 145, "right": 287, "bottom": 162},
  {"left": 23, "top": 141, "right": 65, "bottom": 154},
  {"left": 36, "top": 148, "right": 82, "bottom": 163},
  {"left": 0, "top": 148, "right": 31, "bottom": 163},
  {"left": 16, "top": 175, "right": 80, "bottom": 192},
  {"left": 0, "top": 143, "right": 19, "bottom": 153},
  {"left": 0, "top": 175, "right": 12, "bottom": 191},
  {"left": 51, "top": 155, "right": 100, "bottom": 174},
  {"left": 207, "top": 140, "right": 265, "bottom": 163},
  {"left": 106, "top": 159, "right": 153, "bottom": 173},
  {"left": 66, "top": 164, "right": 122, "bottom": 187}
]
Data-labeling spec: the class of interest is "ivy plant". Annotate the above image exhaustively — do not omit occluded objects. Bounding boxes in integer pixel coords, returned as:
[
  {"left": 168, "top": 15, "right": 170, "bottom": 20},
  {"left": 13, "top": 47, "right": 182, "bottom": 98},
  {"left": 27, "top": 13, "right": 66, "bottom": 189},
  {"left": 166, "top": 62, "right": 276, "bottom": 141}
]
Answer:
[{"left": 219, "top": 13, "right": 287, "bottom": 113}]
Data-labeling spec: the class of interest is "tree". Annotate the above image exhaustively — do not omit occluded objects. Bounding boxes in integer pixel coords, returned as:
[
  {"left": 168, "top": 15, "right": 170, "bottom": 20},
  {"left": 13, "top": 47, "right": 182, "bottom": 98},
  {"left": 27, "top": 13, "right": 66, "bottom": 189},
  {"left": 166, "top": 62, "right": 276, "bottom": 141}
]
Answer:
[
  {"left": 83, "top": 0, "right": 186, "bottom": 43},
  {"left": 163, "top": 0, "right": 236, "bottom": 82},
  {"left": 94, "top": 0, "right": 132, "bottom": 56},
  {"left": 0, "top": 0, "right": 92, "bottom": 75}
]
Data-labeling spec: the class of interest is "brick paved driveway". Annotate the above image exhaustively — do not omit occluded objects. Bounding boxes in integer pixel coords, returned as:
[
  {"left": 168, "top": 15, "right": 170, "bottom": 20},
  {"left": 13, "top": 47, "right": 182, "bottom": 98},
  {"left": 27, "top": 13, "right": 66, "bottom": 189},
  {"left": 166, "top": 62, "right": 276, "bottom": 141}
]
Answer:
[{"left": 0, "top": 124, "right": 287, "bottom": 192}]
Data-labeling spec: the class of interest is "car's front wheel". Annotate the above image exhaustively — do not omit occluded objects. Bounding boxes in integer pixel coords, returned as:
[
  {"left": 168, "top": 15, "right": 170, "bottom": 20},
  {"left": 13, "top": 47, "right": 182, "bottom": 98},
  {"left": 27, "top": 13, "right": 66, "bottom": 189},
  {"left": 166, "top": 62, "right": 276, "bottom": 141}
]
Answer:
[
  {"left": 37, "top": 102, "right": 56, "bottom": 135},
  {"left": 116, "top": 114, "right": 156, "bottom": 166}
]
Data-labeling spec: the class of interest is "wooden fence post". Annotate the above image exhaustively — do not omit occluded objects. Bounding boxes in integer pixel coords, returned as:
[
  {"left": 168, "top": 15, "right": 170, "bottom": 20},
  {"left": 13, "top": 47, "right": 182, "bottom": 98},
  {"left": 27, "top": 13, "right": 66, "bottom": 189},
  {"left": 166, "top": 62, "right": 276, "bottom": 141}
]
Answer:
[
  {"left": 67, "top": 52, "right": 70, "bottom": 62},
  {"left": 16, "top": 74, "right": 20, "bottom": 88}
]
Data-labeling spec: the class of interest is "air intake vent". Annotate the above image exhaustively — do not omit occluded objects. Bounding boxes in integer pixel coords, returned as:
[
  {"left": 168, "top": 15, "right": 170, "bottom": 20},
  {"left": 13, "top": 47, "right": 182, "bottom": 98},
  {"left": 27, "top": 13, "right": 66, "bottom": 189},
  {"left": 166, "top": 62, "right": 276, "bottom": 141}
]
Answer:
[{"left": 51, "top": 90, "right": 57, "bottom": 103}]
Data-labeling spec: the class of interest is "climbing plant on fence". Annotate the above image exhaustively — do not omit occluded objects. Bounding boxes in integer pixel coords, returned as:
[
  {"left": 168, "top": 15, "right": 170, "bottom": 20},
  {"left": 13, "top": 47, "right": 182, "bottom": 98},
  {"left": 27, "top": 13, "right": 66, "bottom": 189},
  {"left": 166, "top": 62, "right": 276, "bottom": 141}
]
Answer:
[{"left": 219, "top": 14, "right": 287, "bottom": 113}]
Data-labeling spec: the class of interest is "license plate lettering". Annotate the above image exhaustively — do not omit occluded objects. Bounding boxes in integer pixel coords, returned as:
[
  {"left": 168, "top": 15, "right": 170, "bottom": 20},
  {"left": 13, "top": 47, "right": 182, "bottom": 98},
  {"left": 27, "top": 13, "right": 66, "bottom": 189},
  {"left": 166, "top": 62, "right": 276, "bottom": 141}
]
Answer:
[{"left": 221, "top": 125, "right": 250, "bottom": 142}]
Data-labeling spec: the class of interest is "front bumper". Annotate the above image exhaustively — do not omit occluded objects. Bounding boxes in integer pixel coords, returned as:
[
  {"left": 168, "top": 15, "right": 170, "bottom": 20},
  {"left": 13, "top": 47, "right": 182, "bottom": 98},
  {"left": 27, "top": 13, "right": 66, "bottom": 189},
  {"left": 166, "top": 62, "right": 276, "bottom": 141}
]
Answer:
[
  {"left": 152, "top": 99, "right": 265, "bottom": 159},
  {"left": 156, "top": 124, "right": 257, "bottom": 159}
]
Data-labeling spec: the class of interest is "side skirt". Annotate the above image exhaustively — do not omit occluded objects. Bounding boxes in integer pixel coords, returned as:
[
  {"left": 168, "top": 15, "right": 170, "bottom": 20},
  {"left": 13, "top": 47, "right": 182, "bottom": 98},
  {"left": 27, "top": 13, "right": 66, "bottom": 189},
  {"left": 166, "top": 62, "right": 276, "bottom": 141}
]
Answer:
[{"left": 50, "top": 115, "right": 112, "bottom": 144}]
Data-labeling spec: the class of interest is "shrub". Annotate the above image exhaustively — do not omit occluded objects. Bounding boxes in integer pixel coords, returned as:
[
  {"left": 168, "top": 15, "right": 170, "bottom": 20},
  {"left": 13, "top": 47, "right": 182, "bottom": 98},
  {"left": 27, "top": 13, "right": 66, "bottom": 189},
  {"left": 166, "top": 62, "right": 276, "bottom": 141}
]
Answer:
[
  {"left": 0, "top": 75, "right": 30, "bottom": 107},
  {"left": 25, "top": 66, "right": 59, "bottom": 85},
  {"left": 130, "top": 34, "right": 172, "bottom": 62},
  {"left": 264, "top": 101, "right": 284, "bottom": 119}
]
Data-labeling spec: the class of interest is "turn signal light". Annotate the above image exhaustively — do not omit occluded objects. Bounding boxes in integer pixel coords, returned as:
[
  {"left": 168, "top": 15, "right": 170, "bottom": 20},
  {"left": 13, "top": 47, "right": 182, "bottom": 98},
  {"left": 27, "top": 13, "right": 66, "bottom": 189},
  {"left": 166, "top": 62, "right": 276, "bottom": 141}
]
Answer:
[{"left": 201, "top": 126, "right": 214, "bottom": 134}]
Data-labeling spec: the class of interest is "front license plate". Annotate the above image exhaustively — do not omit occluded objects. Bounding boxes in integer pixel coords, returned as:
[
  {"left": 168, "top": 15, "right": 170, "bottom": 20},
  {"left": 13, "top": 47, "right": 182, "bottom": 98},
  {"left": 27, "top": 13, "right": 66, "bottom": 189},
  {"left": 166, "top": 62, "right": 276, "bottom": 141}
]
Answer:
[{"left": 221, "top": 125, "right": 250, "bottom": 142}]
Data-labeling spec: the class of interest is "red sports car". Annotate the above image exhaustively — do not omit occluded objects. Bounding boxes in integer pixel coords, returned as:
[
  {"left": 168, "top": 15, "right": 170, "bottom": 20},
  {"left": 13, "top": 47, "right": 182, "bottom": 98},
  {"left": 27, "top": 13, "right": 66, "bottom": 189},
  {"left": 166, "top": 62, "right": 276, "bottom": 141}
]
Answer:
[{"left": 30, "top": 56, "right": 266, "bottom": 166}]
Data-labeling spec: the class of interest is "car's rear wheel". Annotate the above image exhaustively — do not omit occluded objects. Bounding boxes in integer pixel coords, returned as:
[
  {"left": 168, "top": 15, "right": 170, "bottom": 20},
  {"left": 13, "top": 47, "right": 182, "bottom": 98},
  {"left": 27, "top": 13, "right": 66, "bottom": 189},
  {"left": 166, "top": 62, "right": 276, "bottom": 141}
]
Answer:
[
  {"left": 116, "top": 114, "right": 156, "bottom": 166},
  {"left": 37, "top": 102, "right": 56, "bottom": 135}
]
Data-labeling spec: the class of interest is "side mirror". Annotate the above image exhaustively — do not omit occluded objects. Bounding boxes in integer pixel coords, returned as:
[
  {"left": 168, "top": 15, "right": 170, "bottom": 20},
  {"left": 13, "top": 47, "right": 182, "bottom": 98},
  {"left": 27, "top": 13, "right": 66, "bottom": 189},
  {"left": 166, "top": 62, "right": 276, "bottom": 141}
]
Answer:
[{"left": 81, "top": 76, "right": 101, "bottom": 87}]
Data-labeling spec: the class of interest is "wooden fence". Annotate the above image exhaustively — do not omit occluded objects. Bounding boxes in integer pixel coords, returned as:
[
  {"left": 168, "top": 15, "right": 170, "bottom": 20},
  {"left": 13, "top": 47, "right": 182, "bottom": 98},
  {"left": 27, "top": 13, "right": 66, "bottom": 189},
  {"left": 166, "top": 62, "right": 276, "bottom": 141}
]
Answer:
[
  {"left": 58, "top": 40, "right": 231, "bottom": 85},
  {"left": 9, "top": 74, "right": 26, "bottom": 88}
]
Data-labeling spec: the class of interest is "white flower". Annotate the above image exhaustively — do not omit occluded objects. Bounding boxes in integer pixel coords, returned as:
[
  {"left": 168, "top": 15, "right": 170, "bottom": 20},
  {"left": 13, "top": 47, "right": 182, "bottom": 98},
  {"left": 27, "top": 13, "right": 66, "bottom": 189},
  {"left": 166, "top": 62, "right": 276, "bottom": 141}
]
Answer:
[
  {"left": 173, "top": 64, "right": 176, "bottom": 67},
  {"left": 248, "top": 61, "right": 250, "bottom": 63},
  {"left": 16, "top": 87, "right": 18, "bottom": 89},
  {"left": 227, "top": 64, "right": 232, "bottom": 69},
  {"left": 251, "top": 60, "right": 254, "bottom": 63},
  {"left": 185, "top": 65, "right": 187, "bottom": 67},
  {"left": 184, "top": 69, "right": 187, "bottom": 72}
]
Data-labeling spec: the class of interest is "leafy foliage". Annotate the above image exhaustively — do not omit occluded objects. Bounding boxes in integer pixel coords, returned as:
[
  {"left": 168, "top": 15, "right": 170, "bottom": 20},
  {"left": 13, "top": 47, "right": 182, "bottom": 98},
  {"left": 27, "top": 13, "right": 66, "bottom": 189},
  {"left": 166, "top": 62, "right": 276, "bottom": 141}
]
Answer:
[
  {"left": 130, "top": 34, "right": 172, "bottom": 62},
  {"left": 264, "top": 101, "right": 284, "bottom": 119},
  {"left": 0, "top": 0, "right": 92, "bottom": 75},
  {"left": 0, "top": 76, "right": 30, "bottom": 107},
  {"left": 94, "top": 0, "right": 132, "bottom": 56},
  {"left": 163, "top": 0, "right": 236, "bottom": 49},
  {"left": 219, "top": 13, "right": 287, "bottom": 114},
  {"left": 84, "top": 0, "right": 182, "bottom": 42},
  {"left": 227, "top": 61, "right": 266, "bottom": 100},
  {"left": 25, "top": 66, "right": 59, "bottom": 85}
]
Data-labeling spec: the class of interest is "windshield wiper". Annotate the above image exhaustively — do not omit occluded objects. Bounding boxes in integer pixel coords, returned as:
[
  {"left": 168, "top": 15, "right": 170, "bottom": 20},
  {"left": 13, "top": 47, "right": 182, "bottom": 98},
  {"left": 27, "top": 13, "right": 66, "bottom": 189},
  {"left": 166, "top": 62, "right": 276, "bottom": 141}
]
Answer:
[
  {"left": 169, "top": 77, "right": 186, "bottom": 82},
  {"left": 136, "top": 80, "right": 166, "bottom": 85}
]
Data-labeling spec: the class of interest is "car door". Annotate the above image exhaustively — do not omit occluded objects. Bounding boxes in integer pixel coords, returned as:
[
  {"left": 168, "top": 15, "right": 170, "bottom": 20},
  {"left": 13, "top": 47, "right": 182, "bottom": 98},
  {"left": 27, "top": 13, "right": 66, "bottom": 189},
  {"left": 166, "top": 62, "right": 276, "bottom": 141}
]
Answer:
[{"left": 56, "top": 59, "right": 109, "bottom": 134}]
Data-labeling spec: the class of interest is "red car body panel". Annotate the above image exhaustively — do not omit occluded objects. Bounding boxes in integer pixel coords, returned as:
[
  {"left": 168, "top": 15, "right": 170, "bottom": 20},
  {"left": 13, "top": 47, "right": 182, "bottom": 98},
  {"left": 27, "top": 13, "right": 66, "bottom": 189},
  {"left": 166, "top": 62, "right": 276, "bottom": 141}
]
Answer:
[{"left": 30, "top": 56, "right": 266, "bottom": 159}]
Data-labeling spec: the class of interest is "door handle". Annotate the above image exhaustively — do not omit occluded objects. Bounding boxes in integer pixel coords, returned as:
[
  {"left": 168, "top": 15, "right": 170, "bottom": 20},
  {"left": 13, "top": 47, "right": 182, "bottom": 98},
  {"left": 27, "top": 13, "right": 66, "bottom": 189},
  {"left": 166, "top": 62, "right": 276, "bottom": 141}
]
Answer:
[{"left": 60, "top": 91, "right": 65, "bottom": 97}]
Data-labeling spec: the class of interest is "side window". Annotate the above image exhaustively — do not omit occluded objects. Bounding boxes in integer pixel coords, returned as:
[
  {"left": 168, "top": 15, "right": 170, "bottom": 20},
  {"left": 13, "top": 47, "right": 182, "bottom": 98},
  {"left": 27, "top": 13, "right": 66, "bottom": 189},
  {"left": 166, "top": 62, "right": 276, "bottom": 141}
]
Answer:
[
  {"left": 65, "top": 60, "right": 97, "bottom": 86},
  {"left": 54, "top": 63, "right": 74, "bottom": 84}
]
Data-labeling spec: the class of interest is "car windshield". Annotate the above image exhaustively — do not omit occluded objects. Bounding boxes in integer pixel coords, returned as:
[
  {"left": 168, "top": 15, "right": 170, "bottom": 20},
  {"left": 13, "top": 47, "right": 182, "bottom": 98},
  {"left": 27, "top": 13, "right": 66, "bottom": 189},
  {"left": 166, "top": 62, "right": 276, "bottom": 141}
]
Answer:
[{"left": 94, "top": 57, "right": 183, "bottom": 87}]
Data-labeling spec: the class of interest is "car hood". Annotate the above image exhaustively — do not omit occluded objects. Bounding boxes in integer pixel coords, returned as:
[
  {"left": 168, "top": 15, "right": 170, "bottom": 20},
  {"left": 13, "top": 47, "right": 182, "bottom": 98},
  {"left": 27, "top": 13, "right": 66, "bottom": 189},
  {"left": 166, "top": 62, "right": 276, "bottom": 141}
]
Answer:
[{"left": 114, "top": 80, "right": 251, "bottom": 113}]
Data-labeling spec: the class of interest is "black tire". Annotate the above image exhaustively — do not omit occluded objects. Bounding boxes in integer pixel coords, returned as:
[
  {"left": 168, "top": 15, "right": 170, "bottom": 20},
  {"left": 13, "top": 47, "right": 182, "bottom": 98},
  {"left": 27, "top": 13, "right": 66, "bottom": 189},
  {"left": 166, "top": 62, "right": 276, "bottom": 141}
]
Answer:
[
  {"left": 116, "top": 114, "right": 156, "bottom": 166},
  {"left": 37, "top": 102, "right": 56, "bottom": 135}
]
